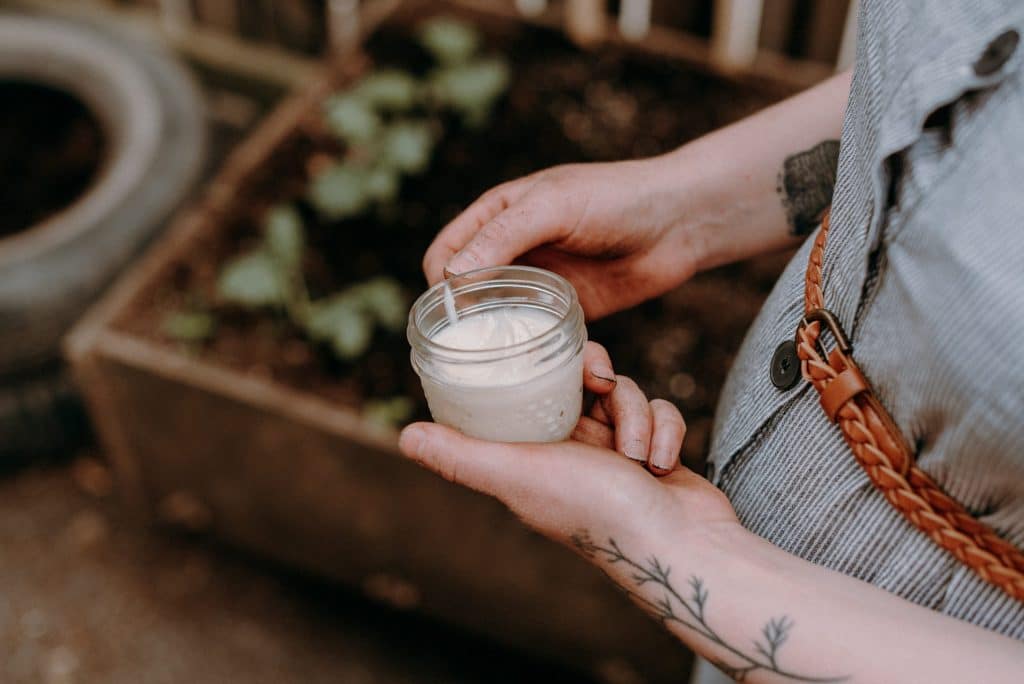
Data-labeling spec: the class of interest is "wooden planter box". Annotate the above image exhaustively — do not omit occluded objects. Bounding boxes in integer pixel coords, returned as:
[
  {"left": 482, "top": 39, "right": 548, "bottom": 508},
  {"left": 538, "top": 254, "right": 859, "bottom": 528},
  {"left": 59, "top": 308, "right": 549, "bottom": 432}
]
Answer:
[{"left": 62, "top": 2, "right": 802, "bottom": 679}]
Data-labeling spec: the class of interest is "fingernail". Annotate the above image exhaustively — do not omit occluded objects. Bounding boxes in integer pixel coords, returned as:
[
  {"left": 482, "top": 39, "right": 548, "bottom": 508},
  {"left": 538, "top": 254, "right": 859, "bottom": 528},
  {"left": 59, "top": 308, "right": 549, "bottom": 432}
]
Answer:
[
  {"left": 447, "top": 248, "right": 484, "bottom": 276},
  {"left": 624, "top": 438, "right": 647, "bottom": 463},
  {"left": 649, "top": 449, "right": 678, "bottom": 474},
  {"left": 590, "top": 367, "right": 616, "bottom": 384},
  {"left": 398, "top": 425, "right": 424, "bottom": 457},
  {"left": 445, "top": 255, "right": 471, "bottom": 277}
]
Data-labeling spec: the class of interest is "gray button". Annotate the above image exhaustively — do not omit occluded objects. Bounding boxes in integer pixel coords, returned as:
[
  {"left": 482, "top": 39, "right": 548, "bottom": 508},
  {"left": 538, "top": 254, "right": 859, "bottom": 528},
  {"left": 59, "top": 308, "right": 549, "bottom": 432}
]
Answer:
[
  {"left": 974, "top": 30, "right": 1019, "bottom": 77},
  {"left": 770, "top": 340, "right": 801, "bottom": 390}
]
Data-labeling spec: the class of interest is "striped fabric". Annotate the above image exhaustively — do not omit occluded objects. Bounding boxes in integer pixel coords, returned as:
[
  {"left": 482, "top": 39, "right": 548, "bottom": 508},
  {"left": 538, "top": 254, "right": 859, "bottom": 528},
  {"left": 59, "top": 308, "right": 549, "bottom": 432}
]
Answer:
[{"left": 709, "top": 0, "right": 1024, "bottom": 639}]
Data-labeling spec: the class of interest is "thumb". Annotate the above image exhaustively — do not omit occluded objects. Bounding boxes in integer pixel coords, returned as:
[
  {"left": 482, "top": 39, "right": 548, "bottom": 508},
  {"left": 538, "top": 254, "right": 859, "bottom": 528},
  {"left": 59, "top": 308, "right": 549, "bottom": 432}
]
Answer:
[{"left": 398, "top": 422, "right": 527, "bottom": 496}]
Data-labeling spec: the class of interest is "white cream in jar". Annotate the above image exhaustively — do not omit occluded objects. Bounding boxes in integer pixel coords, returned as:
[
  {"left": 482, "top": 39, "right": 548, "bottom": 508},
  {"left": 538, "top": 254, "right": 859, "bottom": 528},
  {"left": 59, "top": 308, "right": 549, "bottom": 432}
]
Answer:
[{"left": 408, "top": 267, "right": 586, "bottom": 442}]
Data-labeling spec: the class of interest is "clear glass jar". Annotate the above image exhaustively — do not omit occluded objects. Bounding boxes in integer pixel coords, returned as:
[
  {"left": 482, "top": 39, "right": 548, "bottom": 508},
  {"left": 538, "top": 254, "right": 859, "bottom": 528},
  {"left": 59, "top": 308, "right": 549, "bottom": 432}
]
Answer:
[{"left": 407, "top": 266, "right": 587, "bottom": 442}]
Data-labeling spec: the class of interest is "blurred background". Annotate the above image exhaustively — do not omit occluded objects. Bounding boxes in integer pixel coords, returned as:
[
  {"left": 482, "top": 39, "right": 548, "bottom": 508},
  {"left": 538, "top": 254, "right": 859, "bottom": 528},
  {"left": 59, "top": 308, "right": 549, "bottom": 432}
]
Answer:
[{"left": 0, "top": 1, "right": 854, "bottom": 682}]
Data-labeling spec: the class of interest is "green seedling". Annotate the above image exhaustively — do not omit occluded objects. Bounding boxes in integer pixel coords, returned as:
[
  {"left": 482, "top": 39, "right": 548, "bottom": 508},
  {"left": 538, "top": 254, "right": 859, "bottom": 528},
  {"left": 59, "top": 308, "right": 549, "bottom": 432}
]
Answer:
[
  {"left": 162, "top": 309, "right": 215, "bottom": 343},
  {"left": 363, "top": 396, "right": 415, "bottom": 428},
  {"left": 417, "top": 17, "right": 480, "bottom": 65}
]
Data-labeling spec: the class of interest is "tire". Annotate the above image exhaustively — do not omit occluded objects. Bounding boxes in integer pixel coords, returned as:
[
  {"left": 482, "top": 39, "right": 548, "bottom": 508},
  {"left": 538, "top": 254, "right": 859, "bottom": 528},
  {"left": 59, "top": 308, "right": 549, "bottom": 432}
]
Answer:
[{"left": 0, "top": 13, "right": 207, "bottom": 462}]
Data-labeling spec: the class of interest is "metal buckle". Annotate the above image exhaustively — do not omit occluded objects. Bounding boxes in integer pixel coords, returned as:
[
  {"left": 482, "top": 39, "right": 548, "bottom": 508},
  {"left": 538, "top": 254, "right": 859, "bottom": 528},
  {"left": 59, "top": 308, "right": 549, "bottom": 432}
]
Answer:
[{"left": 798, "top": 308, "right": 853, "bottom": 361}]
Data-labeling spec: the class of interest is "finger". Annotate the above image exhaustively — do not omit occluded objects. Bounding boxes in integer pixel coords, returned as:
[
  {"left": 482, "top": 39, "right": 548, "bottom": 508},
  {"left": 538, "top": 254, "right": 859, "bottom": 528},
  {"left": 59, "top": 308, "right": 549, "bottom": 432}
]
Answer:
[
  {"left": 444, "top": 187, "right": 570, "bottom": 277},
  {"left": 589, "top": 396, "right": 611, "bottom": 424},
  {"left": 570, "top": 415, "right": 615, "bottom": 450},
  {"left": 598, "top": 375, "right": 652, "bottom": 463},
  {"left": 647, "top": 399, "right": 686, "bottom": 476},
  {"left": 422, "top": 179, "right": 531, "bottom": 284},
  {"left": 582, "top": 341, "right": 616, "bottom": 394}
]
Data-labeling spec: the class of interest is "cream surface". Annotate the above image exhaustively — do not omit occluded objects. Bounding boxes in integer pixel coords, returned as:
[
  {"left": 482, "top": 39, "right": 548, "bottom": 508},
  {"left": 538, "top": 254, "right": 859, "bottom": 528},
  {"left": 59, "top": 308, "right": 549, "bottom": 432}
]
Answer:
[{"left": 432, "top": 306, "right": 556, "bottom": 349}]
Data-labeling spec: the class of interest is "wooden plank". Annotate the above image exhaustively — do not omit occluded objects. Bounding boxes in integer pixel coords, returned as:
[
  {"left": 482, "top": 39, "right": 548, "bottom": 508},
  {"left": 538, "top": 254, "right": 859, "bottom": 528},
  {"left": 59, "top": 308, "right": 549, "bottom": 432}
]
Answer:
[
  {"left": 514, "top": 0, "right": 547, "bottom": 17},
  {"left": 711, "top": 0, "right": 766, "bottom": 71},
  {"left": 565, "top": 0, "right": 607, "bottom": 46},
  {"left": 617, "top": 0, "right": 652, "bottom": 41},
  {"left": 804, "top": 0, "right": 850, "bottom": 63},
  {"left": 326, "top": 0, "right": 361, "bottom": 55},
  {"left": 836, "top": 0, "right": 859, "bottom": 69},
  {"left": 98, "top": 330, "right": 399, "bottom": 453},
  {"left": 10, "top": 0, "right": 323, "bottom": 88},
  {"left": 758, "top": 0, "right": 797, "bottom": 53},
  {"left": 156, "top": 0, "right": 192, "bottom": 36},
  {"left": 193, "top": 0, "right": 241, "bottom": 34}
]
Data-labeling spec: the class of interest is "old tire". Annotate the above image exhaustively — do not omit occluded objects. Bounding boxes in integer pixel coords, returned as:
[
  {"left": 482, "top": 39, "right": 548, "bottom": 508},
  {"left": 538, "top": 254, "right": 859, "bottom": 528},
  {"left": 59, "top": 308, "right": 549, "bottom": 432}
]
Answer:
[{"left": 0, "top": 14, "right": 206, "bottom": 463}]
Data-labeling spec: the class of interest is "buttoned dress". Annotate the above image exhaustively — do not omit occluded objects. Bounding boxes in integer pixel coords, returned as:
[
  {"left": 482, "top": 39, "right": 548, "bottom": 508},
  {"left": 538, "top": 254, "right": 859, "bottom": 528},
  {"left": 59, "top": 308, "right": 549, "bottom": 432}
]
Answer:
[{"left": 694, "top": 2, "right": 1024, "bottom": 681}]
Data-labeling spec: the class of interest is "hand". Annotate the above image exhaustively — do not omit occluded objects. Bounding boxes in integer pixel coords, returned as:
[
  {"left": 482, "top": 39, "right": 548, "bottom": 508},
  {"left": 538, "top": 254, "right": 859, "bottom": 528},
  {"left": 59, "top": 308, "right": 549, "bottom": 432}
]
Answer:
[
  {"left": 580, "top": 341, "right": 686, "bottom": 475},
  {"left": 400, "top": 342, "right": 737, "bottom": 545},
  {"left": 397, "top": 420, "right": 736, "bottom": 548},
  {"left": 422, "top": 158, "right": 703, "bottom": 319}
]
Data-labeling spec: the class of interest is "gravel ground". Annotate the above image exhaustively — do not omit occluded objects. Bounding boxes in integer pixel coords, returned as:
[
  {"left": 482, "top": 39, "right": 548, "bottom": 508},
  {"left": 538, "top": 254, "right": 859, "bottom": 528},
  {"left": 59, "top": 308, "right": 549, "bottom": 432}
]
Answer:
[{"left": 0, "top": 457, "right": 597, "bottom": 684}]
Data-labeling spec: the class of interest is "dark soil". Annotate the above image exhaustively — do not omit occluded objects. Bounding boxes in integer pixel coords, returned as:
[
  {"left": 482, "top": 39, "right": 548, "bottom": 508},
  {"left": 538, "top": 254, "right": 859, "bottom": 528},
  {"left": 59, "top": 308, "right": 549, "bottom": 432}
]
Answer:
[
  {"left": 0, "top": 81, "right": 106, "bottom": 237},
  {"left": 124, "top": 15, "right": 788, "bottom": 470}
]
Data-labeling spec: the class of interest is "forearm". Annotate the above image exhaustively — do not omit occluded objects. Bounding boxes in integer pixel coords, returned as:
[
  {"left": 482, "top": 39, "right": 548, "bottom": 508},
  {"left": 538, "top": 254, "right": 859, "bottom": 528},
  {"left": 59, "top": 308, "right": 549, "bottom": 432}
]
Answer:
[
  {"left": 575, "top": 521, "right": 1024, "bottom": 683},
  {"left": 654, "top": 70, "right": 851, "bottom": 272}
]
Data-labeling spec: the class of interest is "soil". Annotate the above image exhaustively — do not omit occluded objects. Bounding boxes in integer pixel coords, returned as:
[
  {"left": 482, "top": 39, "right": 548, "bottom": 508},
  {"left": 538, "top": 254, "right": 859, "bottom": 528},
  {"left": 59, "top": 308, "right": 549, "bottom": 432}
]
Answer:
[
  {"left": 0, "top": 81, "right": 107, "bottom": 238},
  {"left": 123, "top": 15, "right": 788, "bottom": 471}
]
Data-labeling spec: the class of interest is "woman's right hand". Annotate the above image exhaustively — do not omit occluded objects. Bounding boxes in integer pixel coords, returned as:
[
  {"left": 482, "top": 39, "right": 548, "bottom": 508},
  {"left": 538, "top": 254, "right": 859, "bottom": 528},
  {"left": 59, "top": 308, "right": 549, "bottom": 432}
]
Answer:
[{"left": 422, "top": 157, "right": 704, "bottom": 320}]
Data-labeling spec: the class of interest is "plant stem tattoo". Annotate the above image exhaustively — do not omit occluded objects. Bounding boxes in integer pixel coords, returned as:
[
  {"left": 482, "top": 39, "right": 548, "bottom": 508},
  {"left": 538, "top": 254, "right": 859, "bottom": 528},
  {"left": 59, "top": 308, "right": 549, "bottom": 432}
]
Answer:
[
  {"left": 571, "top": 531, "right": 848, "bottom": 683},
  {"left": 778, "top": 140, "right": 840, "bottom": 236}
]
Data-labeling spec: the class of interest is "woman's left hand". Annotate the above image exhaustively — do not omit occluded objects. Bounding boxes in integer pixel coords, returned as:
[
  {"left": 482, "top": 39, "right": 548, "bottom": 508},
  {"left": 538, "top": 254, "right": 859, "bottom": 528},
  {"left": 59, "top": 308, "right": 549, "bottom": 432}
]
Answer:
[{"left": 397, "top": 343, "right": 738, "bottom": 546}]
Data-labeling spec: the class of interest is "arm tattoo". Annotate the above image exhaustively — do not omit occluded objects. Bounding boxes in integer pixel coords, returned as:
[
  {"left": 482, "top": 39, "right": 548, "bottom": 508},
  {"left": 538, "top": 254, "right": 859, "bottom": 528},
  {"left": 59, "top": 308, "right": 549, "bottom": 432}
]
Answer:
[
  {"left": 571, "top": 531, "right": 849, "bottom": 683},
  {"left": 777, "top": 140, "right": 840, "bottom": 236}
]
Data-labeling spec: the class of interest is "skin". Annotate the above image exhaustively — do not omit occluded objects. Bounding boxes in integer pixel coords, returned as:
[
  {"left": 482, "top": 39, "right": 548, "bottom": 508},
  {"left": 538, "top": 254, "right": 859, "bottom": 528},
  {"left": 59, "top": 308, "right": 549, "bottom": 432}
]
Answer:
[{"left": 403, "top": 69, "right": 1024, "bottom": 681}]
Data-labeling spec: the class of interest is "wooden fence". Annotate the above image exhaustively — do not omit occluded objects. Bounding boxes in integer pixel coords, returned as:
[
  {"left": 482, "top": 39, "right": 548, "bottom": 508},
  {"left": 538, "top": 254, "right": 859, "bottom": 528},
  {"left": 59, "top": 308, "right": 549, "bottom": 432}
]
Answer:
[{"left": 16, "top": 0, "right": 858, "bottom": 89}]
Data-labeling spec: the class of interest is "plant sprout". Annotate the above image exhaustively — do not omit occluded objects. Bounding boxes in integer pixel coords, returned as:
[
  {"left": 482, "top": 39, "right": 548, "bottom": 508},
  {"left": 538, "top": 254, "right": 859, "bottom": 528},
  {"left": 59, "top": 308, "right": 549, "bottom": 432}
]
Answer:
[
  {"left": 203, "top": 203, "right": 407, "bottom": 364},
  {"left": 309, "top": 17, "right": 509, "bottom": 219},
  {"left": 418, "top": 17, "right": 481, "bottom": 65},
  {"left": 363, "top": 396, "right": 415, "bottom": 428},
  {"left": 428, "top": 58, "right": 510, "bottom": 126},
  {"left": 324, "top": 95, "right": 380, "bottom": 144},
  {"left": 308, "top": 163, "right": 375, "bottom": 220},
  {"left": 380, "top": 120, "right": 435, "bottom": 174},
  {"left": 162, "top": 310, "right": 215, "bottom": 343},
  {"left": 352, "top": 70, "right": 420, "bottom": 111}
]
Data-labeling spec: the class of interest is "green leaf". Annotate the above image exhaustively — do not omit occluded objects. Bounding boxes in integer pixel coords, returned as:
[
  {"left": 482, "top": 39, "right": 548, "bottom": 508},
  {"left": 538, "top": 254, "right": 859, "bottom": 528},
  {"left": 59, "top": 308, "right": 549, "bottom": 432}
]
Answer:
[
  {"left": 418, "top": 17, "right": 480, "bottom": 65},
  {"left": 365, "top": 165, "right": 400, "bottom": 203},
  {"left": 352, "top": 277, "right": 407, "bottom": 332},
  {"left": 429, "top": 58, "right": 509, "bottom": 121},
  {"left": 306, "top": 294, "right": 374, "bottom": 360},
  {"left": 217, "top": 250, "right": 287, "bottom": 307},
  {"left": 264, "top": 204, "right": 304, "bottom": 268},
  {"left": 308, "top": 163, "right": 372, "bottom": 220},
  {"left": 353, "top": 70, "right": 419, "bottom": 111},
  {"left": 324, "top": 94, "right": 380, "bottom": 144},
  {"left": 363, "top": 396, "right": 415, "bottom": 428},
  {"left": 162, "top": 310, "right": 215, "bottom": 342},
  {"left": 380, "top": 120, "right": 435, "bottom": 174}
]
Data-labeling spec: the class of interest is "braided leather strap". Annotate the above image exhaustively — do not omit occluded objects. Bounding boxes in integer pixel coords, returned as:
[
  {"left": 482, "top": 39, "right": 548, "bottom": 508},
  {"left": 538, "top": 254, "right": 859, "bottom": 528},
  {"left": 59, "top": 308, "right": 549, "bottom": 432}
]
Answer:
[{"left": 797, "top": 210, "right": 1024, "bottom": 601}]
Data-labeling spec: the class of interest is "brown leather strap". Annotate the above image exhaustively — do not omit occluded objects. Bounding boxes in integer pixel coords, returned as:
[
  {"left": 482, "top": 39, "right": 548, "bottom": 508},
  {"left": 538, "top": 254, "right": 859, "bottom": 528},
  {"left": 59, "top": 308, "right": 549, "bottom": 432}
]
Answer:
[{"left": 797, "top": 209, "right": 1024, "bottom": 601}]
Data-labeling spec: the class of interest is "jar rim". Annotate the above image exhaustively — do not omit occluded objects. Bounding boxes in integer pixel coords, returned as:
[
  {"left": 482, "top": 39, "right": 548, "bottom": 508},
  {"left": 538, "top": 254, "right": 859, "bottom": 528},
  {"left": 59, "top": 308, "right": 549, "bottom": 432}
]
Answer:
[{"left": 406, "top": 265, "right": 583, "bottom": 364}]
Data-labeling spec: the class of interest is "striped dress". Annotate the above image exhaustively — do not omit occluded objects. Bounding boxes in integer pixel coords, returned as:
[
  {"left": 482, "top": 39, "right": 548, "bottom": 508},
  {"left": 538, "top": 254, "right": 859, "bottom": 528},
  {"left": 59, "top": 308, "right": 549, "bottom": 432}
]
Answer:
[{"left": 708, "top": 0, "right": 1024, "bottom": 651}]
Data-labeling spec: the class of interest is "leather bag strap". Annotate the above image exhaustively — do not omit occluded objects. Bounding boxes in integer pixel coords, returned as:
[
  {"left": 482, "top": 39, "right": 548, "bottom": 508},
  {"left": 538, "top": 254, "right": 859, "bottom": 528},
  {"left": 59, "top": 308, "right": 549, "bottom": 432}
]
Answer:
[{"left": 797, "top": 209, "right": 1024, "bottom": 601}]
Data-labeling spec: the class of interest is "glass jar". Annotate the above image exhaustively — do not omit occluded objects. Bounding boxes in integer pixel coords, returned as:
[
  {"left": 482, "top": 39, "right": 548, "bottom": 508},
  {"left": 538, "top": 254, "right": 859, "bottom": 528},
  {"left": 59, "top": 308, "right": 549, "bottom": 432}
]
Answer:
[{"left": 407, "top": 266, "right": 587, "bottom": 442}]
